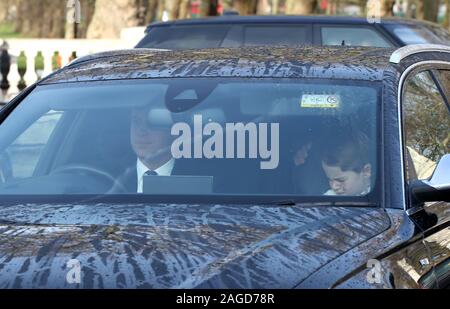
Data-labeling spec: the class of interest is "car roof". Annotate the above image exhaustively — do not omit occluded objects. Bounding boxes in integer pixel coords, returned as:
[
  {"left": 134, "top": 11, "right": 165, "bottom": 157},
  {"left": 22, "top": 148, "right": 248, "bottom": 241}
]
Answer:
[
  {"left": 41, "top": 46, "right": 395, "bottom": 85},
  {"left": 147, "top": 15, "right": 432, "bottom": 28}
]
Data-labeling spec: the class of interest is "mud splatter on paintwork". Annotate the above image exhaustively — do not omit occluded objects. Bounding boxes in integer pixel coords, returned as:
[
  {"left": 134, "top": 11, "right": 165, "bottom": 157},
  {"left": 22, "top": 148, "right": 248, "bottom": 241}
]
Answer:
[
  {"left": 0, "top": 203, "right": 390, "bottom": 288},
  {"left": 317, "top": 210, "right": 418, "bottom": 288},
  {"left": 41, "top": 46, "right": 396, "bottom": 85}
]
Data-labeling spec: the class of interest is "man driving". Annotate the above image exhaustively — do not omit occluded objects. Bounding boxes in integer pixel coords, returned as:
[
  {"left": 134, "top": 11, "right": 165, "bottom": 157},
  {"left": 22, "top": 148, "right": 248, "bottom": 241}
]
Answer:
[{"left": 114, "top": 105, "right": 179, "bottom": 193}]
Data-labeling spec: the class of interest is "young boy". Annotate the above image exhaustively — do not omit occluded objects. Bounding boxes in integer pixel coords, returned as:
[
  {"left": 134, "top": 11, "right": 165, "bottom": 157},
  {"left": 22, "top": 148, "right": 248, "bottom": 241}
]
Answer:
[{"left": 321, "top": 132, "right": 372, "bottom": 196}]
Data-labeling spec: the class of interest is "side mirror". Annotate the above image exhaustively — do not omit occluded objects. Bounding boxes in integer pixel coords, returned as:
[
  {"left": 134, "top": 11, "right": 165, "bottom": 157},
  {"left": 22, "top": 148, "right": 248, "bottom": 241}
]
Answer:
[{"left": 411, "top": 154, "right": 450, "bottom": 203}]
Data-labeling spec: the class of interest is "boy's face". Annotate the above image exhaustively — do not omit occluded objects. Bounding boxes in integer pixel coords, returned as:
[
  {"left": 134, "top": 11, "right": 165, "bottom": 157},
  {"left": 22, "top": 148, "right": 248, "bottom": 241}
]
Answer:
[{"left": 322, "top": 162, "right": 371, "bottom": 196}]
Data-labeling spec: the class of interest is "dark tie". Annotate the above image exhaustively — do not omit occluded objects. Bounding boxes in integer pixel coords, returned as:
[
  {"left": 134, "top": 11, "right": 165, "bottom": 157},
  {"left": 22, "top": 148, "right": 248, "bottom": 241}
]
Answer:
[{"left": 145, "top": 170, "right": 159, "bottom": 176}]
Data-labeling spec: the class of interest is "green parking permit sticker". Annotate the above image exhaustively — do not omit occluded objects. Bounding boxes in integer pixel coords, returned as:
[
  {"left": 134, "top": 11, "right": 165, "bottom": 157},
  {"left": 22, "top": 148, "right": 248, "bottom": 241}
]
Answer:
[{"left": 301, "top": 94, "right": 340, "bottom": 108}]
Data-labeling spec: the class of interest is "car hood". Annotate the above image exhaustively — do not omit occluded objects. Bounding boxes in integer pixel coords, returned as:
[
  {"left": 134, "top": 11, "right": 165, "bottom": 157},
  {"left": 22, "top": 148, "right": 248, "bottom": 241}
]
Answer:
[{"left": 0, "top": 203, "right": 390, "bottom": 288}]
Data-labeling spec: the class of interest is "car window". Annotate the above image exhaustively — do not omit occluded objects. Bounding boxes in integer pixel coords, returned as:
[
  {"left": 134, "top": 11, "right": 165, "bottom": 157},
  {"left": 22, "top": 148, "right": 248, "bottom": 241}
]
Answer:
[
  {"left": 384, "top": 24, "right": 443, "bottom": 45},
  {"left": 426, "top": 24, "right": 450, "bottom": 44},
  {"left": 243, "top": 26, "right": 309, "bottom": 47},
  {"left": 402, "top": 71, "right": 450, "bottom": 182},
  {"left": 0, "top": 79, "right": 379, "bottom": 201},
  {"left": 137, "top": 25, "right": 231, "bottom": 49},
  {"left": 1, "top": 110, "right": 63, "bottom": 180},
  {"left": 320, "top": 26, "right": 392, "bottom": 47}
]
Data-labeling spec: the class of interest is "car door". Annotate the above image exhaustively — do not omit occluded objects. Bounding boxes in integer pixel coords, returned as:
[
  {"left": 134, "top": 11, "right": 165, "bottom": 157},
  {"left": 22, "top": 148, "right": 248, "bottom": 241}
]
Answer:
[{"left": 401, "top": 67, "right": 450, "bottom": 288}]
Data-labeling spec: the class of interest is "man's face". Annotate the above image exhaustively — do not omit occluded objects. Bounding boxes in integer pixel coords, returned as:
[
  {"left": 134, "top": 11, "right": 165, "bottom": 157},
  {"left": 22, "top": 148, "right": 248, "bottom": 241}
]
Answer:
[
  {"left": 322, "top": 163, "right": 371, "bottom": 196},
  {"left": 130, "top": 108, "right": 172, "bottom": 161}
]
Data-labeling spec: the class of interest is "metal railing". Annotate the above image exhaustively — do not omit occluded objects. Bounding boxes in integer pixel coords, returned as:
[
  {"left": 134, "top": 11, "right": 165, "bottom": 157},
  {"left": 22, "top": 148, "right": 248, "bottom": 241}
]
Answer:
[{"left": 0, "top": 28, "right": 145, "bottom": 103}]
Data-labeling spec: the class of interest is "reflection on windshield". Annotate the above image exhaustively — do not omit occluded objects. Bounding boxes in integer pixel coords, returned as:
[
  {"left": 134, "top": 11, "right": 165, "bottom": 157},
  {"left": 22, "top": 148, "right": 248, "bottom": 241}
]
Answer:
[{"left": 0, "top": 79, "right": 379, "bottom": 201}]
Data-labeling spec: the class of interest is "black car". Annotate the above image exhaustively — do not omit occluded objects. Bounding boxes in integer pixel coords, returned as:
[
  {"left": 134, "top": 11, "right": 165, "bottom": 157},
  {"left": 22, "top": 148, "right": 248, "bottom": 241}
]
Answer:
[
  {"left": 136, "top": 15, "right": 450, "bottom": 50},
  {"left": 0, "top": 45, "right": 449, "bottom": 288}
]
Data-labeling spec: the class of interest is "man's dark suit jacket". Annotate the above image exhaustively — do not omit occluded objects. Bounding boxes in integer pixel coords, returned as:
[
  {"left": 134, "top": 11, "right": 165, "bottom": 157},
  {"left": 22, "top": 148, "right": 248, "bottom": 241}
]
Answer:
[
  {"left": 110, "top": 158, "right": 261, "bottom": 194},
  {"left": 111, "top": 160, "right": 189, "bottom": 193}
]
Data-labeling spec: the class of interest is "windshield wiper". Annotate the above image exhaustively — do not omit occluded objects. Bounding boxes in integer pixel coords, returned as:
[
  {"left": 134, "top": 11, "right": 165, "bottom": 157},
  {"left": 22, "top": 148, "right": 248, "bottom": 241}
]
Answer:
[
  {"left": 0, "top": 218, "right": 22, "bottom": 225},
  {"left": 271, "top": 199, "right": 297, "bottom": 206},
  {"left": 269, "top": 200, "right": 379, "bottom": 207}
]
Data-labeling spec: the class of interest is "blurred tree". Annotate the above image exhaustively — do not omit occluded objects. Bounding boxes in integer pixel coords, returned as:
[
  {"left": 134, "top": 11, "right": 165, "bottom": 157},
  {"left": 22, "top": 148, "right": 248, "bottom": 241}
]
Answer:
[
  {"left": 0, "top": 0, "right": 15, "bottom": 23},
  {"left": 418, "top": 0, "right": 440, "bottom": 22},
  {"left": 8, "top": 0, "right": 96, "bottom": 38},
  {"left": 382, "top": 0, "right": 395, "bottom": 16},
  {"left": 445, "top": 0, "right": 450, "bottom": 29},
  {"left": 326, "top": 0, "right": 337, "bottom": 15},
  {"left": 143, "top": 0, "right": 160, "bottom": 23},
  {"left": 178, "top": 0, "right": 190, "bottom": 18},
  {"left": 271, "top": 0, "right": 279, "bottom": 14},
  {"left": 6, "top": 0, "right": 448, "bottom": 39},
  {"left": 232, "top": 0, "right": 258, "bottom": 15},
  {"left": 149, "top": 0, "right": 193, "bottom": 21},
  {"left": 135, "top": 0, "right": 157, "bottom": 24},
  {"left": 165, "top": 0, "right": 181, "bottom": 20},
  {"left": 406, "top": 0, "right": 440, "bottom": 22},
  {"left": 156, "top": 0, "right": 165, "bottom": 20},
  {"left": 14, "top": 0, "right": 67, "bottom": 38},
  {"left": 256, "top": 0, "right": 272, "bottom": 15},
  {"left": 66, "top": 0, "right": 96, "bottom": 39},
  {"left": 365, "top": 0, "right": 395, "bottom": 17},
  {"left": 406, "top": 0, "right": 416, "bottom": 18},
  {"left": 87, "top": 0, "right": 141, "bottom": 38},
  {"left": 87, "top": 0, "right": 198, "bottom": 38},
  {"left": 358, "top": 0, "right": 366, "bottom": 13},
  {"left": 199, "top": 0, "right": 220, "bottom": 16},
  {"left": 285, "top": 0, "right": 318, "bottom": 14}
]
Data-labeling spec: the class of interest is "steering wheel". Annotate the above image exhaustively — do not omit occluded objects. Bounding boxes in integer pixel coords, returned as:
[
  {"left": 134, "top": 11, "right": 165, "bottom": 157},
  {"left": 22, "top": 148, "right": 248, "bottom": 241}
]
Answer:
[{"left": 50, "top": 164, "right": 127, "bottom": 193}]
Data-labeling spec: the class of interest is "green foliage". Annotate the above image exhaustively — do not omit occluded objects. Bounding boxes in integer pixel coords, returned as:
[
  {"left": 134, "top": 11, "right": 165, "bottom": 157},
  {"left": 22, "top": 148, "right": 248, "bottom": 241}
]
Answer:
[{"left": 0, "top": 22, "right": 22, "bottom": 39}]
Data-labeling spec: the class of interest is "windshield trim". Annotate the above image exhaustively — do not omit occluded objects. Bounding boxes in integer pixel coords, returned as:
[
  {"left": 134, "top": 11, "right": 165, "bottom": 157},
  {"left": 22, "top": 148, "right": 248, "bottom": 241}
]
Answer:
[{"left": 0, "top": 194, "right": 379, "bottom": 207}]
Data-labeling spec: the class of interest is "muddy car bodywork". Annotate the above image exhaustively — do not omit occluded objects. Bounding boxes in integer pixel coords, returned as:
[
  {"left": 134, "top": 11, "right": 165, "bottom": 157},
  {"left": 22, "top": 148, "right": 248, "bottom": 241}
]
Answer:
[
  {"left": 0, "top": 204, "right": 393, "bottom": 288},
  {"left": 0, "top": 46, "right": 449, "bottom": 288}
]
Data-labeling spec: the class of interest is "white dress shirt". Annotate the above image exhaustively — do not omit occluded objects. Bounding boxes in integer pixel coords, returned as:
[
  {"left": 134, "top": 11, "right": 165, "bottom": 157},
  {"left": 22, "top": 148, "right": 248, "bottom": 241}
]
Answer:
[
  {"left": 136, "top": 158, "right": 175, "bottom": 193},
  {"left": 324, "top": 186, "right": 371, "bottom": 196}
]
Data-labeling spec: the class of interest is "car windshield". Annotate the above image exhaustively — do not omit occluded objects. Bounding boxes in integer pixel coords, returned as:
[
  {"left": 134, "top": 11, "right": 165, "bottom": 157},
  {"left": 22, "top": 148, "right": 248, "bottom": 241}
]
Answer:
[
  {"left": 385, "top": 23, "right": 449, "bottom": 45},
  {"left": 0, "top": 78, "right": 380, "bottom": 204}
]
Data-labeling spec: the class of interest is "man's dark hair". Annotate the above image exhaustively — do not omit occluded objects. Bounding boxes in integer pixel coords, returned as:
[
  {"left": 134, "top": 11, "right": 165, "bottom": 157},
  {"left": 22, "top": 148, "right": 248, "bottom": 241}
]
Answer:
[{"left": 321, "top": 132, "right": 370, "bottom": 173}]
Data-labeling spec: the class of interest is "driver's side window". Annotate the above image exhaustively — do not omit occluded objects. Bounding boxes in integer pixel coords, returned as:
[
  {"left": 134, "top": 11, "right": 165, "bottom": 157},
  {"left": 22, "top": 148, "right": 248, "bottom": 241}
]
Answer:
[
  {"left": 402, "top": 70, "right": 450, "bottom": 183},
  {"left": 0, "top": 110, "right": 63, "bottom": 181}
]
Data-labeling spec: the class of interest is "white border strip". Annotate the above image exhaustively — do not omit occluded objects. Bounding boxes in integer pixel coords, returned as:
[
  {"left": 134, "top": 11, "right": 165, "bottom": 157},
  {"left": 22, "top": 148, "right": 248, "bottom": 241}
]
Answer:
[{"left": 390, "top": 44, "right": 450, "bottom": 64}]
